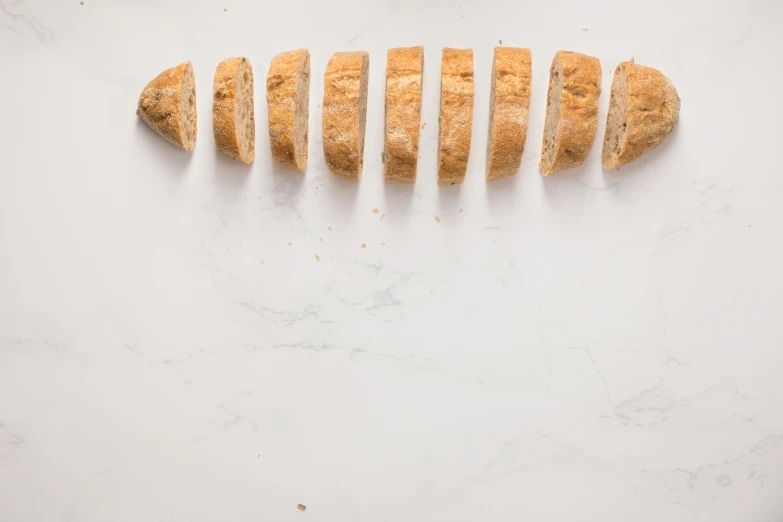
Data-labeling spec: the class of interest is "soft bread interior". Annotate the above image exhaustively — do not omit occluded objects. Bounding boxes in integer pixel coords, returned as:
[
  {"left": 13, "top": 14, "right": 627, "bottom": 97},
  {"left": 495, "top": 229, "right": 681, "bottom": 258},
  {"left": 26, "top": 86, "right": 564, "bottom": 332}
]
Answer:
[
  {"left": 179, "top": 62, "right": 197, "bottom": 151},
  {"left": 540, "top": 54, "right": 563, "bottom": 174},
  {"left": 602, "top": 64, "right": 629, "bottom": 168},
  {"left": 485, "top": 52, "right": 498, "bottom": 173},
  {"left": 235, "top": 59, "right": 255, "bottom": 162},
  {"left": 356, "top": 54, "right": 369, "bottom": 172},
  {"left": 294, "top": 52, "right": 310, "bottom": 169}
]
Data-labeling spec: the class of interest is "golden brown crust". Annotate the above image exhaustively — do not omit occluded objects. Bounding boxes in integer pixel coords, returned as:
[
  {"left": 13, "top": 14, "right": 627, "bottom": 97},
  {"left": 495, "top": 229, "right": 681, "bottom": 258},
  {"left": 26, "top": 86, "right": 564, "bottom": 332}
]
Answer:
[
  {"left": 213, "top": 57, "right": 255, "bottom": 164},
  {"left": 601, "top": 61, "right": 680, "bottom": 169},
  {"left": 322, "top": 51, "right": 370, "bottom": 180},
  {"left": 540, "top": 51, "right": 601, "bottom": 175},
  {"left": 486, "top": 47, "right": 531, "bottom": 181},
  {"left": 384, "top": 46, "right": 424, "bottom": 183},
  {"left": 438, "top": 48, "right": 474, "bottom": 185},
  {"left": 266, "top": 49, "right": 310, "bottom": 171},
  {"left": 137, "top": 62, "right": 196, "bottom": 151}
]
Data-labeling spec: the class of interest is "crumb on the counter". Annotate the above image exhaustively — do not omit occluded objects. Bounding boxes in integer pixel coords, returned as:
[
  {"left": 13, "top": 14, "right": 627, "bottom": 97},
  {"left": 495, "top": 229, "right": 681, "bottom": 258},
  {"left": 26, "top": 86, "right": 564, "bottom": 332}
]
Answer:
[
  {"left": 288, "top": 242, "right": 292, "bottom": 246},
  {"left": 460, "top": 15, "right": 464, "bottom": 18},
  {"left": 373, "top": 208, "right": 379, "bottom": 213},
  {"left": 259, "top": 260, "right": 265, "bottom": 264},
  {"left": 459, "top": 208, "right": 463, "bottom": 213},
  {"left": 422, "top": 122, "right": 426, "bottom": 129},
  {"left": 223, "top": 7, "right": 227, "bottom": 11},
  {"left": 381, "top": 242, "right": 386, "bottom": 246},
  {"left": 582, "top": 27, "right": 589, "bottom": 31},
  {"left": 328, "top": 226, "right": 332, "bottom": 231},
  {"left": 315, "top": 253, "right": 320, "bottom": 262},
  {"left": 361, "top": 243, "right": 366, "bottom": 249},
  {"left": 380, "top": 214, "right": 385, "bottom": 221},
  {"left": 297, "top": 504, "right": 306, "bottom": 511},
  {"left": 499, "top": 39, "right": 502, "bottom": 44},
  {"left": 381, "top": 153, "right": 385, "bottom": 164},
  {"left": 320, "top": 237, "right": 323, "bottom": 242},
  {"left": 80, "top": 1, "right": 84, "bottom": 4},
  {"left": 244, "top": 196, "right": 247, "bottom": 200},
  {"left": 435, "top": 215, "right": 441, "bottom": 223}
]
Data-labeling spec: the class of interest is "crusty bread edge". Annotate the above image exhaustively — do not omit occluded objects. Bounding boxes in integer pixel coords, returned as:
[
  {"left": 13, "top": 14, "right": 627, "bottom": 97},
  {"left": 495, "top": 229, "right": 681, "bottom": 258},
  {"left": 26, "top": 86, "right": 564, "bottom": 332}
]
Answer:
[
  {"left": 383, "top": 46, "right": 424, "bottom": 183},
  {"left": 437, "top": 47, "right": 474, "bottom": 185},
  {"left": 322, "top": 51, "right": 370, "bottom": 180},
  {"left": 137, "top": 61, "right": 196, "bottom": 151},
  {"left": 267, "top": 49, "right": 310, "bottom": 171},
  {"left": 486, "top": 47, "right": 531, "bottom": 181},
  {"left": 213, "top": 57, "right": 255, "bottom": 164},
  {"left": 540, "top": 50, "right": 601, "bottom": 176}
]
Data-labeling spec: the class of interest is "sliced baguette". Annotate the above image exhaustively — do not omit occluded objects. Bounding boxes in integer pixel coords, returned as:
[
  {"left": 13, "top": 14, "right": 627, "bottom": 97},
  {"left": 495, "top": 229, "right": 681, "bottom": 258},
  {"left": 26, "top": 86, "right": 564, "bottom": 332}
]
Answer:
[
  {"left": 266, "top": 49, "right": 311, "bottom": 171},
  {"left": 213, "top": 57, "right": 255, "bottom": 164},
  {"left": 486, "top": 47, "right": 532, "bottom": 181},
  {"left": 539, "top": 51, "right": 601, "bottom": 175},
  {"left": 383, "top": 46, "right": 424, "bottom": 183},
  {"left": 602, "top": 61, "right": 680, "bottom": 169},
  {"left": 322, "top": 51, "right": 370, "bottom": 180},
  {"left": 438, "top": 48, "right": 474, "bottom": 185},
  {"left": 137, "top": 61, "right": 197, "bottom": 151}
]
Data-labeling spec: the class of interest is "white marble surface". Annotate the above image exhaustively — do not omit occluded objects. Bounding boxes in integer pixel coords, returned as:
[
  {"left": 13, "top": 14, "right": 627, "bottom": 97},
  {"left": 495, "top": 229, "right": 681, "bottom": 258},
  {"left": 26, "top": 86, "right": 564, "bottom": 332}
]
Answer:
[{"left": 1, "top": 0, "right": 782, "bottom": 520}]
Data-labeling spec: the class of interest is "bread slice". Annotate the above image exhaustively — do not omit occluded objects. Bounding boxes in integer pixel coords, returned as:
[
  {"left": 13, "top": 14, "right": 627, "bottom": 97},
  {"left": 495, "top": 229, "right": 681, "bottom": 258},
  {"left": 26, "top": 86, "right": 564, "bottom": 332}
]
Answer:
[
  {"left": 137, "top": 61, "right": 197, "bottom": 151},
  {"left": 539, "top": 51, "right": 601, "bottom": 175},
  {"left": 322, "top": 51, "right": 370, "bottom": 180},
  {"left": 601, "top": 61, "right": 680, "bottom": 169},
  {"left": 213, "top": 57, "right": 255, "bottom": 164},
  {"left": 266, "top": 49, "right": 311, "bottom": 171},
  {"left": 486, "top": 47, "right": 532, "bottom": 181},
  {"left": 383, "top": 46, "right": 424, "bottom": 183},
  {"left": 438, "top": 48, "right": 474, "bottom": 185}
]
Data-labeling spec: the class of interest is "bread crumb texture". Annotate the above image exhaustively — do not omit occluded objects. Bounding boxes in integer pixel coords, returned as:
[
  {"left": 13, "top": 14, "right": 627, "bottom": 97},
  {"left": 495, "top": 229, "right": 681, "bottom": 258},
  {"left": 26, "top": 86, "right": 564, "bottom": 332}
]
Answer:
[
  {"left": 539, "top": 50, "right": 601, "bottom": 175},
  {"left": 213, "top": 57, "right": 255, "bottom": 163},
  {"left": 137, "top": 62, "right": 197, "bottom": 151},
  {"left": 601, "top": 61, "right": 680, "bottom": 169},
  {"left": 267, "top": 49, "right": 311, "bottom": 171}
]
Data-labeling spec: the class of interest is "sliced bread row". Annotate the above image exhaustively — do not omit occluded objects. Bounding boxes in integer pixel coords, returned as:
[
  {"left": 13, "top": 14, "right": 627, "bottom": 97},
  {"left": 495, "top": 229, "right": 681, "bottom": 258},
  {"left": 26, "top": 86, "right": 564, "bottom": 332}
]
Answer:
[{"left": 137, "top": 51, "right": 679, "bottom": 177}]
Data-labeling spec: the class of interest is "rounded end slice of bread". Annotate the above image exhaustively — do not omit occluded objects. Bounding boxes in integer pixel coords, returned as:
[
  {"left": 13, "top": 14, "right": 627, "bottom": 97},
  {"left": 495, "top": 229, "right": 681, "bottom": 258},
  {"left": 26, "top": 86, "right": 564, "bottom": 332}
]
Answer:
[
  {"left": 601, "top": 61, "right": 680, "bottom": 169},
  {"left": 322, "top": 51, "right": 370, "bottom": 180},
  {"left": 267, "top": 49, "right": 311, "bottom": 172},
  {"left": 213, "top": 57, "right": 255, "bottom": 164},
  {"left": 137, "top": 61, "right": 197, "bottom": 151},
  {"left": 539, "top": 51, "right": 601, "bottom": 176}
]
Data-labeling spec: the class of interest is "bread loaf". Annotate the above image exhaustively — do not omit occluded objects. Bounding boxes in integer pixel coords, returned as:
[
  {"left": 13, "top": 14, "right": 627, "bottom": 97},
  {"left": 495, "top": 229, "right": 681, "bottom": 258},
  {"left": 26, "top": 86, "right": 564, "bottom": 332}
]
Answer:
[
  {"left": 486, "top": 47, "right": 531, "bottom": 180},
  {"left": 539, "top": 51, "right": 601, "bottom": 175},
  {"left": 137, "top": 61, "right": 197, "bottom": 151},
  {"left": 213, "top": 57, "right": 255, "bottom": 164},
  {"left": 266, "top": 49, "right": 310, "bottom": 171},
  {"left": 322, "top": 51, "right": 370, "bottom": 180},
  {"left": 601, "top": 61, "right": 680, "bottom": 169},
  {"left": 383, "top": 46, "right": 424, "bottom": 183},
  {"left": 438, "top": 48, "right": 474, "bottom": 185}
]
